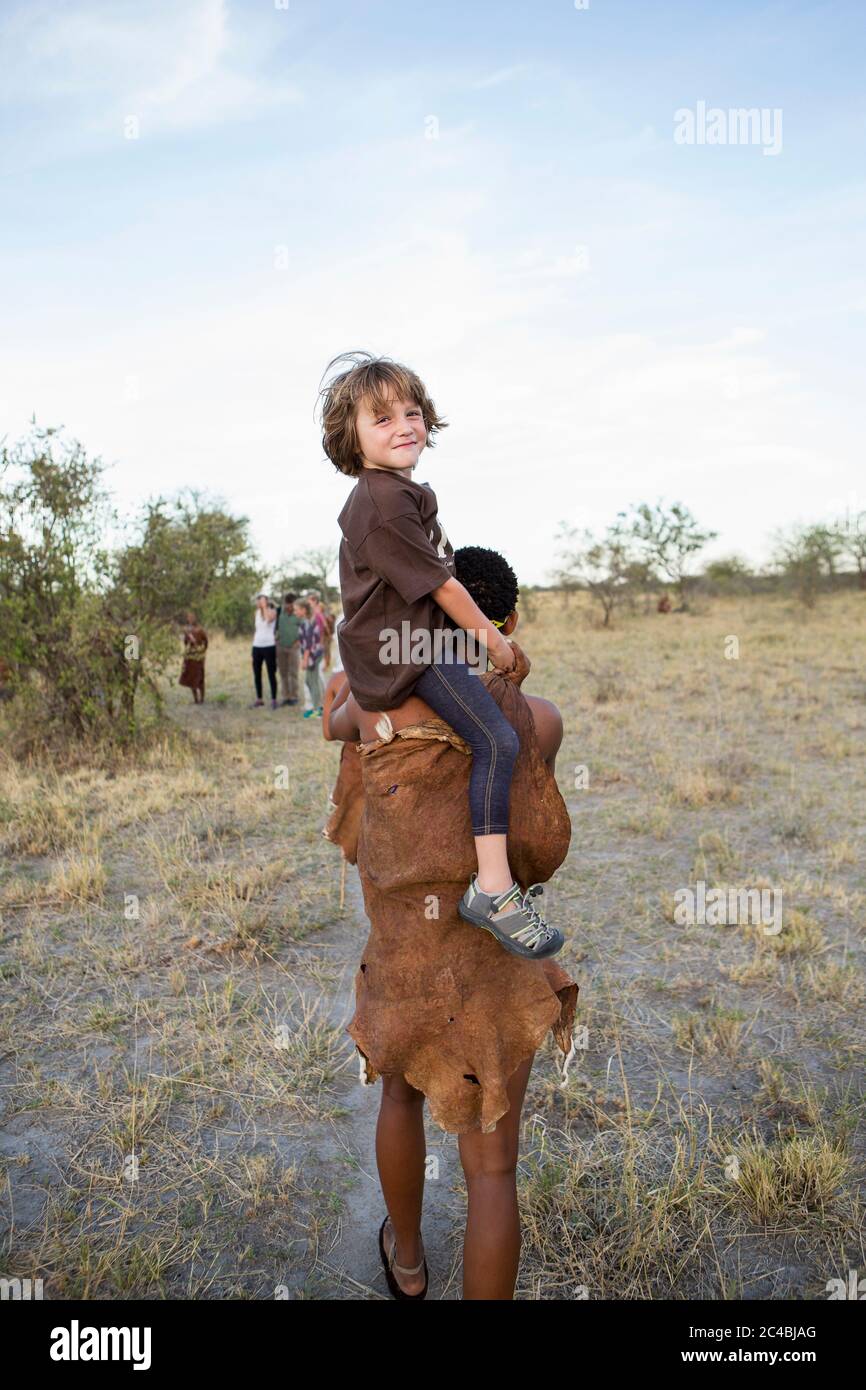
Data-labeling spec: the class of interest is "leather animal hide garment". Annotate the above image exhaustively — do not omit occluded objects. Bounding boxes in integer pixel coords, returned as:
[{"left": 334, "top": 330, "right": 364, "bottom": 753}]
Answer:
[{"left": 323, "top": 642, "right": 579, "bottom": 1134}]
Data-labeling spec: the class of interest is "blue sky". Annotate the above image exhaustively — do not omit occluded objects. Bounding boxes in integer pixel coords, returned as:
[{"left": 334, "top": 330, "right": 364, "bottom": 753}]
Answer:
[{"left": 1, "top": 0, "right": 864, "bottom": 586}]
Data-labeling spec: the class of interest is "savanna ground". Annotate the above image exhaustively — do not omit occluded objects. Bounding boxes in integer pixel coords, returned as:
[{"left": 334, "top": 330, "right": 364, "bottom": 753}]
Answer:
[{"left": 1, "top": 591, "right": 864, "bottom": 1300}]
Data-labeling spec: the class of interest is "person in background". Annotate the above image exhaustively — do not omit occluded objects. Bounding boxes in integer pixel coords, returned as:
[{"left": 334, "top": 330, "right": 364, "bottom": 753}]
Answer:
[
  {"left": 298, "top": 598, "right": 324, "bottom": 719},
  {"left": 308, "top": 591, "right": 330, "bottom": 672},
  {"left": 0, "top": 656, "right": 13, "bottom": 702},
  {"left": 276, "top": 590, "right": 300, "bottom": 706},
  {"left": 320, "top": 599, "right": 337, "bottom": 671},
  {"left": 250, "top": 593, "right": 278, "bottom": 709},
  {"left": 293, "top": 599, "right": 312, "bottom": 711},
  {"left": 297, "top": 591, "right": 319, "bottom": 707},
  {"left": 179, "top": 611, "right": 208, "bottom": 704}
]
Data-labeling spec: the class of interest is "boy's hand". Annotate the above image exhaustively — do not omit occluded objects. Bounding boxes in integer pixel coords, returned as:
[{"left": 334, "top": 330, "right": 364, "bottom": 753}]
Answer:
[{"left": 488, "top": 635, "right": 516, "bottom": 672}]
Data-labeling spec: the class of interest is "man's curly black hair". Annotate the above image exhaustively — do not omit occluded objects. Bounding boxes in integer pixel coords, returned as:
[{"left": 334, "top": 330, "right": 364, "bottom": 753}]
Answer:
[{"left": 452, "top": 546, "right": 519, "bottom": 626}]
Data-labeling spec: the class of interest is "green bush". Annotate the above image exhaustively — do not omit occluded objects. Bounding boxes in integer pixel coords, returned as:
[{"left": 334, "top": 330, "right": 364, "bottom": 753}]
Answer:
[{"left": 0, "top": 424, "right": 261, "bottom": 752}]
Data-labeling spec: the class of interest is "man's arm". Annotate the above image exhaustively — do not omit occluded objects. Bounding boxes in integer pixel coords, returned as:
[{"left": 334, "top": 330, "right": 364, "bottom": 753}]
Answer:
[
  {"left": 359, "top": 515, "right": 514, "bottom": 672},
  {"left": 429, "top": 576, "right": 515, "bottom": 671},
  {"left": 322, "top": 671, "right": 360, "bottom": 742},
  {"left": 524, "top": 694, "right": 564, "bottom": 774}
]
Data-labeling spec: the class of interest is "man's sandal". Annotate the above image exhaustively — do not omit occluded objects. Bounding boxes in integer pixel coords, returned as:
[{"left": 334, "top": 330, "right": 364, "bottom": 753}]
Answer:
[
  {"left": 458, "top": 873, "right": 565, "bottom": 960},
  {"left": 378, "top": 1215, "right": 428, "bottom": 1300}
]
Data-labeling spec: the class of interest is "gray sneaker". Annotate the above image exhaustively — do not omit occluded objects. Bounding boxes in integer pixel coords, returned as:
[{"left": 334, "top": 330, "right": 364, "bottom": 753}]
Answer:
[{"left": 457, "top": 873, "right": 565, "bottom": 960}]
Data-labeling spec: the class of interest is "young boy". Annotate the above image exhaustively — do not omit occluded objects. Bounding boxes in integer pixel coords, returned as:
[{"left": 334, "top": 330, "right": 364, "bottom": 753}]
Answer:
[{"left": 320, "top": 350, "right": 564, "bottom": 960}]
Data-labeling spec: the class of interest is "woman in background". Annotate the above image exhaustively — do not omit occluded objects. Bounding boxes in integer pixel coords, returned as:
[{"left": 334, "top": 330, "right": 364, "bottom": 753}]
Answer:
[{"left": 250, "top": 593, "right": 278, "bottom": 709}]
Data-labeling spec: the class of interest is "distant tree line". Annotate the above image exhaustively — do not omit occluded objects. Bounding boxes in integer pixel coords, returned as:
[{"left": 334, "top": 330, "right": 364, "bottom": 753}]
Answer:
[
  {"left": 552, "top": 501, "right": 865, "bottom": 626},
  {"left": 1, "top": 422, "right": 860, "bottom": 745}
]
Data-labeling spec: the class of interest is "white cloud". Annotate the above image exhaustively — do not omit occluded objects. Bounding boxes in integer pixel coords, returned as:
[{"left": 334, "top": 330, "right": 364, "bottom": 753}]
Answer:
[
  {"left": 0, "top": 0, "right": 301, "bottom": 139},
  {"left": 470, "top": 65, "right": 529, "bottom": 90},
  {"left": 2, "top": 227, "right": 857, "bottom": 585}
]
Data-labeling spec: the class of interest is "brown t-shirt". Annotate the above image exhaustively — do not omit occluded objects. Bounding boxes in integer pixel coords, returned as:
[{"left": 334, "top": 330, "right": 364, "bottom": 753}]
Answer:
[{"left": 336, "top": 467, "right": 457, "bottom": 712}]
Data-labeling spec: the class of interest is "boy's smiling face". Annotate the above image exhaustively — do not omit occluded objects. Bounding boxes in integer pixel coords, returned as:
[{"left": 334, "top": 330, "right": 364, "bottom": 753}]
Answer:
[{"left": 355, "top": 394, "right": 427, "bottom": 474}]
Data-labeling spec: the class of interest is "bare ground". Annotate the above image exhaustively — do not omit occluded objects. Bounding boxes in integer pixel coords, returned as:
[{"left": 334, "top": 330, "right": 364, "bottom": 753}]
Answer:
[{"left": 1, "top": 591, "right": 864, "bottom": 1299}]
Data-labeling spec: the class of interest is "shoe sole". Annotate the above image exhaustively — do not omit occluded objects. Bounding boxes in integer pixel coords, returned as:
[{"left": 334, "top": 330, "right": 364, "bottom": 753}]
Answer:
[{"left": 457, "top": 899, "right": 565, "bottom": 960}]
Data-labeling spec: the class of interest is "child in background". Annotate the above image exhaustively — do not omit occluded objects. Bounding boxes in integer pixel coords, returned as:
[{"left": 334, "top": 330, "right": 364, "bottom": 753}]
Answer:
[
  {"left": 298, "top": 599, "right": 325, "bottom": 719},
  {"left": 179, "top": 612, "right": 208, "bottom": 704}
]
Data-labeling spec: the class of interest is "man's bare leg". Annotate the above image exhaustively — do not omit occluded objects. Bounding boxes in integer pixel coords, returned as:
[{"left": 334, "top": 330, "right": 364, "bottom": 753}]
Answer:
[
  {"left": 457, "top": 1052, "right": 534, "bottom": 1299},
  {"left": 376, "top": 1072, "right": 427, "bottom": 1294}
]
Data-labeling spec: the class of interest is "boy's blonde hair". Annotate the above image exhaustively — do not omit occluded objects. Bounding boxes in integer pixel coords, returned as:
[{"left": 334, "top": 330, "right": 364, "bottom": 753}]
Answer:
[{"left": 318, "top": 350, "right": 448, "bottom": 478}]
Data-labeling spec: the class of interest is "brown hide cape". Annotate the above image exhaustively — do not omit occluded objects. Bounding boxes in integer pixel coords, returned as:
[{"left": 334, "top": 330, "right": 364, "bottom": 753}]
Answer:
[{"left": 323, "top": 645, "right": 579, "bottom": 1135}]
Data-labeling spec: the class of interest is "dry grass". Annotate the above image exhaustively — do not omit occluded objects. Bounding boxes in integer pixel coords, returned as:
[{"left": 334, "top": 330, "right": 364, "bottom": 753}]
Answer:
[{"left": 1, "top": 594, "right": 864, "bottom": 1298}]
